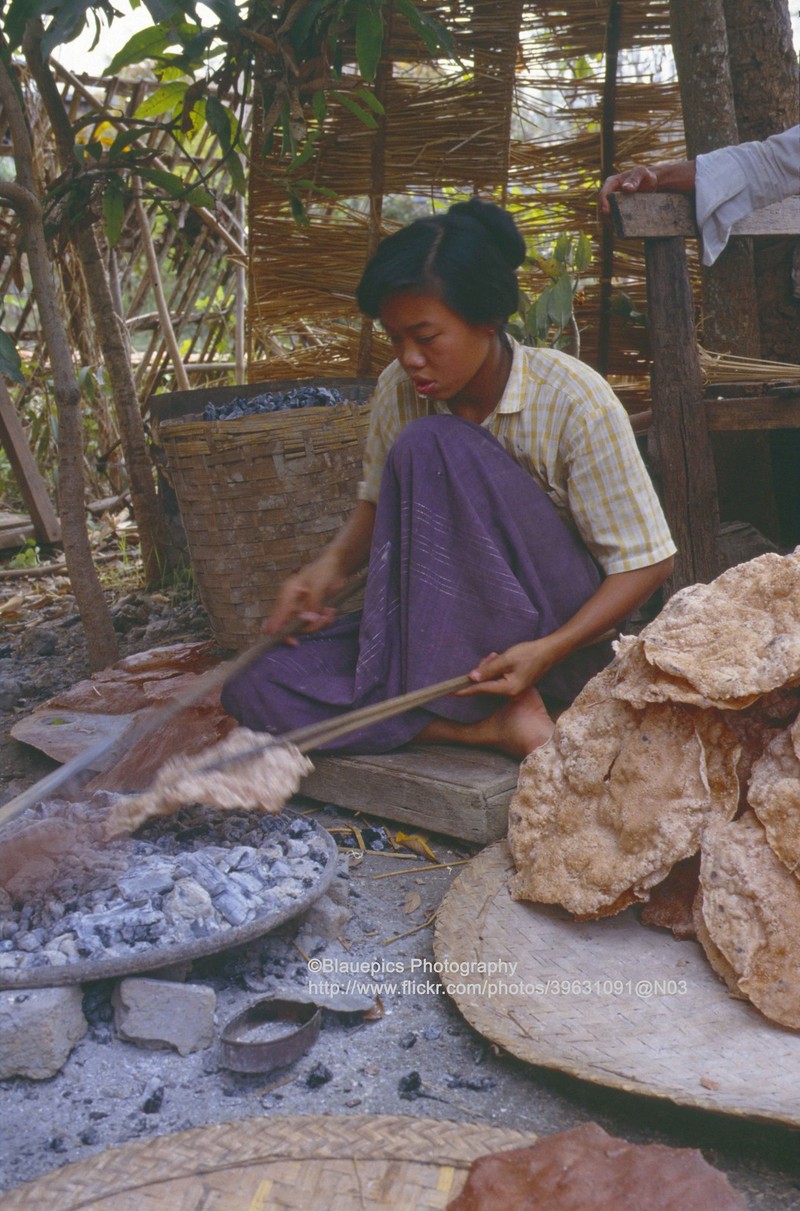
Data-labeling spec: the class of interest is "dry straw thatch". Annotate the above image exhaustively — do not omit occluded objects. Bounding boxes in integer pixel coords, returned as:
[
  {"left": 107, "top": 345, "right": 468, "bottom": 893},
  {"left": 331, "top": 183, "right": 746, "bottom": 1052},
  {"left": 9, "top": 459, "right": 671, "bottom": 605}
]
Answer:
[{"left": 248, "top": 0, "right": 686, "bottom": 407}]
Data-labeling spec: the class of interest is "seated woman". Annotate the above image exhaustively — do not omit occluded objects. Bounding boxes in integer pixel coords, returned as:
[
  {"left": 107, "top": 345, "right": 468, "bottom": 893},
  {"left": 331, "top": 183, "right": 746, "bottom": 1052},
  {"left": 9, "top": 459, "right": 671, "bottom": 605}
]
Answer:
[{"left": 221, "top": 199, "right": 675, "bottom": 757}]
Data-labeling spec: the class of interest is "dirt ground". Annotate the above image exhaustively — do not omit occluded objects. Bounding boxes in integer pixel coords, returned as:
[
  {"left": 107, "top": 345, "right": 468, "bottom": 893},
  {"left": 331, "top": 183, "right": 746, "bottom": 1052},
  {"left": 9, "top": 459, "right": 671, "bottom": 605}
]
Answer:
[{"left": 1, "top": 572, "right": 800, "bottom": 1207}]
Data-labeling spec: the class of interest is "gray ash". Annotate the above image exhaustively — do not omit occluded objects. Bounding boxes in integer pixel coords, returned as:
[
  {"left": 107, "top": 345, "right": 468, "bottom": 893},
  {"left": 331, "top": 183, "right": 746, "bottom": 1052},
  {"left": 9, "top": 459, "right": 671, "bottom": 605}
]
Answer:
[
  {"left": 202, "top": 385, "right": 346, "bottom": 422},
  {"left": 0, "top": 794, "right": 331, "bottom": 980}
]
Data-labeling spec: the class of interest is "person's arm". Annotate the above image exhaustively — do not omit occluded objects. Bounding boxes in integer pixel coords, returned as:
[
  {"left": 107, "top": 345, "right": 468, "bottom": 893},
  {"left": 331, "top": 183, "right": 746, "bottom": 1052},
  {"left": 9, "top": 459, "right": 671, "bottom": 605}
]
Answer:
[
  {"left": 265, "top": 499, "right": 377, "bottom": 635},
  {"left": 599, "top": 160, "right": 697, "bottom": 217},
  {"left": 462, "top": 556, "right": 673, "bottom": 697}
]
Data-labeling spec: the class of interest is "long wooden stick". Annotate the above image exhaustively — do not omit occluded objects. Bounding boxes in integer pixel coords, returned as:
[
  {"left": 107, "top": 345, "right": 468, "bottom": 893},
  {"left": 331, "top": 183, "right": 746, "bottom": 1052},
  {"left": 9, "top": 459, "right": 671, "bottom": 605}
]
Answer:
[{"left": 0, "top": 570, "right": 368, "bottom": 830}]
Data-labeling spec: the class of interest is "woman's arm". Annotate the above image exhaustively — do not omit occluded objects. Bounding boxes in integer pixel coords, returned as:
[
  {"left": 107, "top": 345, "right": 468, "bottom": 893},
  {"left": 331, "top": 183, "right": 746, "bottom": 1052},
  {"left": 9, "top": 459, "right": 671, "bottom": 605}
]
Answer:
[
  {"left": 463, "top": 556, "right": 673, "bottom": 696},
  {"left": 265, "top": 499, "right": 377, "bottom": 635}
]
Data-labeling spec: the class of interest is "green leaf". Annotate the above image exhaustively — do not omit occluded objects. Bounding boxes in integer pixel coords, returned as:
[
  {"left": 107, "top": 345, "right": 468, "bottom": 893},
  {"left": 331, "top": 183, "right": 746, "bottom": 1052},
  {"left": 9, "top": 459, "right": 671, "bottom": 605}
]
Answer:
[
  {"left": 553, "top": 233, "right": 572, "bottom": 265},
  {"left": 4, "top": 0, "right": 54, "bottom": 51},
  {"left": 102, "top": 177, "right": 126, "bottom": 248},
  {"left": 138, "top": 166, "right": 190, "bottom": 196},
  {"left": 311, "top": 91, "right": 328, "bottom": 124},
  {"left": 204, "top": 95, "right": 233, "bottom": 153},
  {"left": 289, "top": 0, "right": 326, "bottom": 55},
  {"left": 355, "top": 86, "right": 384, "bottom": 115},
  {"left": 186, "top": 184, "right": 215, "bottom": 207},
  {"left": 572, "top": 55, "right": 594, "bottom": 80},
  {"left": 393, "top": 0, "right": 455, "bottom": 58},
  {"left": 202, "top": 0, "right": 240, "bottom": 29},
  {"left": 0, "top": 330, "right": 24, "bottom": 384},
  {"left": 41, "top": 0, "right": 95, "bottom": 57},
  {"left": 107, "top": 125, "right": 152, "bottom": 159},
  {"left": 355, "top": 2, "right": 384, "bottom": 82},
  {"left": 141, "top": 0, "right": 193, "bottom": 21},
  {"left": 134, "top": 81, "right": 188, "bottom": 120},
  {"left": 330, "top": 90, "right": 378, "bottom": 129},
  {"left": 106, "top": 22, "right": 192, "bottom": 72},
  {"left": 227, "top": 151, "right": 246, "bottom": 195},
  {"left": 546, "top": 274, "right": 574, "bottom": 330},
  {"left": 574, "top": 230, "right": 593, "bottom": 272}
]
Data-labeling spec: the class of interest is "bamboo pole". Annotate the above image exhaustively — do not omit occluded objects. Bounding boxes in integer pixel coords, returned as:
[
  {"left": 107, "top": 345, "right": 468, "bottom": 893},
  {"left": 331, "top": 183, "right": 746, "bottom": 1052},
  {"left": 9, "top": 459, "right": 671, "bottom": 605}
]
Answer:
[{"left": 134, "top": 183, "right": 191, "bottom": 392}]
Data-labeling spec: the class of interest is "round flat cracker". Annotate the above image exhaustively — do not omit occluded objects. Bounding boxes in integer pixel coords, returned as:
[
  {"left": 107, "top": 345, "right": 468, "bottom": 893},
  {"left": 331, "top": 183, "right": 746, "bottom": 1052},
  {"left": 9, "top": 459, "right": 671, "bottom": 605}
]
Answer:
[
  {"left": 691, "top": 887, "right": 747, "bottom": 1000},
  {"left": 508, "top": 685, "right": 741, "bottom": 917},
  {"left": 724, "top": 687, "right": 800, "bottom": 806},
  {"left": 748, "top": 726, "right": 800, "bottom": 875},
  {"left": 641, "top": 552, "right": 800, "bottom": 703},
  {"left": 700, "top": 812, "right": 800, "bottom": 1029},
  {"left": 611, "top": 634, "right": 760, "bottom": 711}
]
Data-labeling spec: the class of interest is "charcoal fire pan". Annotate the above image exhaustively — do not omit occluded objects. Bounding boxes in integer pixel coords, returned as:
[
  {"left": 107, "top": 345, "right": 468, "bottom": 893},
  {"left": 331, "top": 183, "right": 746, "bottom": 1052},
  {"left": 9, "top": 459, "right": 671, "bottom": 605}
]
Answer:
[{"left": 0, "top": 812, "right": 338, "bottom": 991}]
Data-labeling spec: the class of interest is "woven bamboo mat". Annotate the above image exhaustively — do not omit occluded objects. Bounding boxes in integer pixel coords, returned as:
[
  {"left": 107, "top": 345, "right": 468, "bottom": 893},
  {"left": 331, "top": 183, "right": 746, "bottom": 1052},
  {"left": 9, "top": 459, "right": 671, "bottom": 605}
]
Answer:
[
  {"left": 434, "top": 843, "right": 800, "bottom": 1128},
  {"left": 1, "top": 1115, "right": 534, "bottom": 1210}
]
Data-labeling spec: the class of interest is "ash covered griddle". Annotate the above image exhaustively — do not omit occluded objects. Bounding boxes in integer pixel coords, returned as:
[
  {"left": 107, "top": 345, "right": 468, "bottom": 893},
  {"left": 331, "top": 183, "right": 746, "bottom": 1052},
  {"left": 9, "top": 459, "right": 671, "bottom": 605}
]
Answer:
[{"left": 0, "top": 792, "right": 337, "bottom": 990}]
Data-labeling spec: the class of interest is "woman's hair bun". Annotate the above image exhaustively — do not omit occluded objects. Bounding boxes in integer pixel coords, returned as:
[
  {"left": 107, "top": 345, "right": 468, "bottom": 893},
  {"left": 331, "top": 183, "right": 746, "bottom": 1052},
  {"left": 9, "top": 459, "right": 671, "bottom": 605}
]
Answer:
[{"left": 446, "top": 197, "right": 527, "bottom": 270}]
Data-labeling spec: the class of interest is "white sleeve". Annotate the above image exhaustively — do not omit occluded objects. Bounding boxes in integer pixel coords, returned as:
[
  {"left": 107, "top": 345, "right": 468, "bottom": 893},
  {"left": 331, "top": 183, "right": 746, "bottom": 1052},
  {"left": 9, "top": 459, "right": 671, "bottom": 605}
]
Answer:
[{"left": 695, "top": 126, "right": 800, "bottom": 265}]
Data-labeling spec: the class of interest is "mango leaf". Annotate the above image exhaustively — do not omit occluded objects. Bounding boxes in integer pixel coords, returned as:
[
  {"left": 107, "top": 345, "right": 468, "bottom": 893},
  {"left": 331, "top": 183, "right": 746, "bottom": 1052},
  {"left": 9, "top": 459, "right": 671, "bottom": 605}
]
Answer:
[
  {"left": 186, "top": 183, "right": 215, "bottom": 207},
  {"left": 0, "top": 330, "right": 24, "bottom": 384},
  {"left": 102, "top": 177, "right": 126, "bottom": 248},
  {"left": 138, "top": 166, "right": 213, "bottom": 206},
  {"left": 141, "top": 0, "right": 194, "bottom": 21},
  {"left": 574, "top": 230, "right": 593, "bottom": 272},
  {"left": 107, "top": 125, "right": 153, "bottom": 159},
  {"left": 40, "top": 0, "right": 94, "bottom": 58},
  {"left": 202, "top": 0, "right": 240, "bottom": 29},
  {"left": 553, "top": 233, "right": 572, "bottom": 264},
  {"left": 354, "top": 86, "right": 385, "bottom": 116},
  {"left": 355, "top": 1, "right": 384, "bottom": 82},
  {"left": 311, "top": 91, "right": 328, "bottom": 124},
  {"left": 546, "top": 274, "right": 574, "bottom": 330},
  {"left": 106, "top": 21, "right": 198, "bottom": 72},
  {"left": 226, "top": 151, "right": 246, "bottom": 195},
  {"left": 289, "top": 0, "right": 326, "bottom": 55},
  {"left": 393, "top": 0, "right": 455, "bottom": 58},
  {"left": 134, "top": 80, "right": 187, "bottom": 120},
  {"left": 4, "top": 0, "right": 54, "bottom": 51},
  {"left": 204, "top": 95, "right": 233, "bottom": 153},
  {"left": 329, "top": 90, "right": 378, "bottom": 129}
]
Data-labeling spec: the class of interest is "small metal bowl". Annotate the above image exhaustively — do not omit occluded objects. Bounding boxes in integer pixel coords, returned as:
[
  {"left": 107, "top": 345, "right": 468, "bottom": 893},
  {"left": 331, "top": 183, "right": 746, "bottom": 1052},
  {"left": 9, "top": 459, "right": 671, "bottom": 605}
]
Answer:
[{"left": 220, "top": 997, "right": 322, "bottom": 1073}]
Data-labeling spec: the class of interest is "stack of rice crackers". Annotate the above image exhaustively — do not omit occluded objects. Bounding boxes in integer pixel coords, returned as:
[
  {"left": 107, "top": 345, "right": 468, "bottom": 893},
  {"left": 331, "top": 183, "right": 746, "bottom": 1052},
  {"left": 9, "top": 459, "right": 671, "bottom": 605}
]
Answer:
[{"left": 509, "top": 549, "right": 800, "bottom": 1029}]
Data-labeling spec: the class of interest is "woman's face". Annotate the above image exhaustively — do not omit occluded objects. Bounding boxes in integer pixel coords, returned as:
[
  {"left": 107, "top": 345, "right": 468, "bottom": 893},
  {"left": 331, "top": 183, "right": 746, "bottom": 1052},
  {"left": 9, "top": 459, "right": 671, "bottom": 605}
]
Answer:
[{"left": 379, "top": 290, "right": 501, "bottom": 408}]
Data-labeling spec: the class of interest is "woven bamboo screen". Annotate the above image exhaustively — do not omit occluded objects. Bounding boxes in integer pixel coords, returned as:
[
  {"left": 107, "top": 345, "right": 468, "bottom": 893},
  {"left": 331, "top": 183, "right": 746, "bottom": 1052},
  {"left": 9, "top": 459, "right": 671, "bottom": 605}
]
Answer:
[{"left": 247, "top": 0, "right": 687, "bottom": 405}]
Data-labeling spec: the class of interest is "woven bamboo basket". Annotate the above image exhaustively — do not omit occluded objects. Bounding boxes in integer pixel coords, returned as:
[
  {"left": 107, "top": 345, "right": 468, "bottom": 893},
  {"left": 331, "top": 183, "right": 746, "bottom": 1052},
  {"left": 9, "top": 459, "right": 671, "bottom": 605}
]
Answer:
[{"left": 153, "top": 377, "right": 375, "bottom": 650}]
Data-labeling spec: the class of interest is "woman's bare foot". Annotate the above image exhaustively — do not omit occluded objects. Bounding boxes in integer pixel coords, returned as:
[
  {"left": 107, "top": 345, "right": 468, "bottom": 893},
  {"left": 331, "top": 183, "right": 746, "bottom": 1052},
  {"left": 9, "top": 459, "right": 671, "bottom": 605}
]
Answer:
[{"left": 417, "top": 687, "right": 554, "bottom": 758}]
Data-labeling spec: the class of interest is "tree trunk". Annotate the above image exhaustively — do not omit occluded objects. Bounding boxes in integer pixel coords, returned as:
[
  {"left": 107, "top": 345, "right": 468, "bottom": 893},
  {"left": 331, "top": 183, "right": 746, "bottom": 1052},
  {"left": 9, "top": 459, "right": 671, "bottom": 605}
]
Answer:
[
  {"left": 24, "top": 21, "right": 173, "bottom": 586},
  {"left": 724, "top": 0, "right": 800, "bottom": 548},
  {"left": 0, "top": 58, "right": 118, "bottom": 670},
  {"left": 669, "top": 0, "right": 779, "bottom": 543}
]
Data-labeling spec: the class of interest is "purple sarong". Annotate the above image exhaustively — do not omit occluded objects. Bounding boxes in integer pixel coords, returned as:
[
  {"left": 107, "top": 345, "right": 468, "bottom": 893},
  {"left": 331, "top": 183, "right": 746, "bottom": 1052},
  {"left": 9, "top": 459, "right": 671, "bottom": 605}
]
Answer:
[{"left": 221, "top": 415, "right": 612, "bottom": 752}]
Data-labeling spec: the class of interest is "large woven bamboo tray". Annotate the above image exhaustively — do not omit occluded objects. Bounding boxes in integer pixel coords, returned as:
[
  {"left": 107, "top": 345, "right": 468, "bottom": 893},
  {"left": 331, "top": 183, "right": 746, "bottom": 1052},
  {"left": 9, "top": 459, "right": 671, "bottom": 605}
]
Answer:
[
  {"left": 0, "top": 1114, "right": 534, "bottom": 1210},
  {"left": 434, "top": 842, "right": 800, "bottom": 1128}
]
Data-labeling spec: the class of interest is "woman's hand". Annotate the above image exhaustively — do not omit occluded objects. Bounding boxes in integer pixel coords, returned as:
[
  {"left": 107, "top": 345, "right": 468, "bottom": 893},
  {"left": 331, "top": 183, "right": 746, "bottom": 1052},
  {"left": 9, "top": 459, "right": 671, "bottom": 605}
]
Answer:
[
  {"left": 264, "top": 555, "right": 346, "bottom": 637},
  {"left": 263, "top": 499, "right": 378, "bottom": 638},
  {"left": 460, "top": 558, "right": 674, "bottom": 697},
  {"left": 460, "top": 638, "right": 560, "bottom": 698}
]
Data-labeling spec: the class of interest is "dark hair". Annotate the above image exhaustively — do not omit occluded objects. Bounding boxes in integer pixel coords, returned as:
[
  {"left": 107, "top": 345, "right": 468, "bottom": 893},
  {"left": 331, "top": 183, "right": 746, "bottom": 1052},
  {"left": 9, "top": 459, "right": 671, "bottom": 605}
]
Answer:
[{"left": 356, "top": 197, "right": 526, "bottom": 324}]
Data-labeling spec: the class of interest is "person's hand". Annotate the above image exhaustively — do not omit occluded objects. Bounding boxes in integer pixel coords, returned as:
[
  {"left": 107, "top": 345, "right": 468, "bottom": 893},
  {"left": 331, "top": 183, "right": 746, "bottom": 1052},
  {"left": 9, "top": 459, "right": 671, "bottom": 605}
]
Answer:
[
  {"left": 264, "top": 556, "right": 346, "bottom": 638},
  {"left": 599, "top": 165, "right": 659, "bottom": 220},
  {"left": 458, "top": 638, "right": 558, "bottom": 698}
]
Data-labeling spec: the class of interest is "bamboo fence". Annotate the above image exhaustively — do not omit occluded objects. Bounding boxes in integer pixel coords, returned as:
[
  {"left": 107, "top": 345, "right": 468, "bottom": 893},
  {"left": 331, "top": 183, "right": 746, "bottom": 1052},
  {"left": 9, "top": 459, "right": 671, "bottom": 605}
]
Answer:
[{"left": 247, "top": 0, "right": 689, "bottom": 412}]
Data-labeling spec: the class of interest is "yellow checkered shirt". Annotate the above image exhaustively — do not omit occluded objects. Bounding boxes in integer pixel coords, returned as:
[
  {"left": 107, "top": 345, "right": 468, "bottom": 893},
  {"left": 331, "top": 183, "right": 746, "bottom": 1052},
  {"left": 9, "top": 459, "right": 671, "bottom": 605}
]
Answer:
[{"left": 357, "top": 339, "right": 676, "bottom": 575}]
